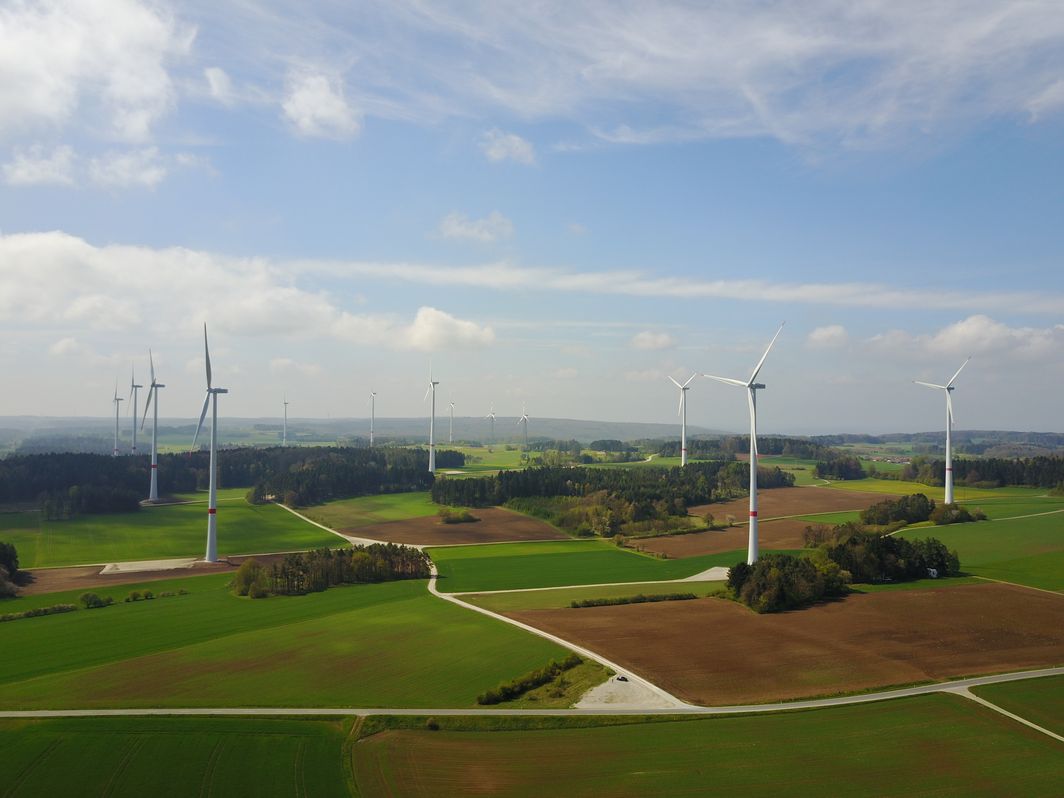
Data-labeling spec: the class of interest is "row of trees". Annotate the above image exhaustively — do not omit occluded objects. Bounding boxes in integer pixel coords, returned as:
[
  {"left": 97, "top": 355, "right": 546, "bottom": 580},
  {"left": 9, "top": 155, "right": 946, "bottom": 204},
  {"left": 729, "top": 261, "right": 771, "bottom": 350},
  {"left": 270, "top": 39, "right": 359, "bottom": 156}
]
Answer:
[
  {"left": 39, "top": 484, "right": 142, "bottom": 519},
  {"left": 657, "top": 436, "right": 836, "bottom": 460},
  {"left": 233, "top": 545, "right": 431, "bottom": 597},
  {"left": 877, "top": 454, "right": 1064, "bottom": 489}
]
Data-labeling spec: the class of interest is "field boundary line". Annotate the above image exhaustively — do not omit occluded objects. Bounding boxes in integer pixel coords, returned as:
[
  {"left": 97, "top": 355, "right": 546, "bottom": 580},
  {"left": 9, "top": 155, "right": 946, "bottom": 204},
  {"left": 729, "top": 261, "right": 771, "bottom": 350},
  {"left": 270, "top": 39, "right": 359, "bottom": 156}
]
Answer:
[
  {"left": 971, "top": 575, "right": 1064, "bottom": 597},
  {"left": 951, "top": 687, "right": 1064, "bottom": 744},
  {"left": 453, "top": 575, "right": 724, "bottom": 597}
]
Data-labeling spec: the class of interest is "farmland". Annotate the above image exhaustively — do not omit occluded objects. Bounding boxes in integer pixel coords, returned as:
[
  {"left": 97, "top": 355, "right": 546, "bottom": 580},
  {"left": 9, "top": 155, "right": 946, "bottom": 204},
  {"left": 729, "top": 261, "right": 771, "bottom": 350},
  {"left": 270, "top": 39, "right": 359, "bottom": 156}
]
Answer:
[
  {"left": 504, "top": 583, "right": 1064, "bottom": 705},
  {"left": 0, "top": 716, "right": 350, "bottom": 798},
  {"left": 352, "top": 694, "right": 1064, "bottom": 797},
  {"left": 0, "top": 574, "right": 576, "bottom": 710},
  {"left": 298, "top": 491, "right": 440, "bottom": 530},
  {"left": 429, "top": 540, "right": 742, "bottom": 593},
  {"left": 463, "top": 579, "right": 727, "bottom": 612},
  {"left": 973, "top": 674, "right": 1064, "bottom": 736}
]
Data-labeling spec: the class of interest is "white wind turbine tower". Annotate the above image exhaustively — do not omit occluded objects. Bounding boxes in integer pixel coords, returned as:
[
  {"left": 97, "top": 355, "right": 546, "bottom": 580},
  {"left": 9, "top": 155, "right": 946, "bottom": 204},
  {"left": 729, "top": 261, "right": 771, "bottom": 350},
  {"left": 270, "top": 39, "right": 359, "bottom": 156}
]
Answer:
[
  {"left": 425, "top": 370, "right": 439, "bottom": 473},
  {"left": 129, "top": 365, "right": 142, "bottom": 455},
  {"left": 449, "top": 399, "right": 455, "bottom": 444},
  {"left": 517, "top": 404, "right": 529, "bottom": 452},
  {"left": 112, "top": 382, "right": 124, "bottom": 456},
  {"left": 486, "top": 404, "right": 496, "bottom": 448},
  {"left": 282, "top": 395, "right": 288, "bottom": 446},
  {"left": 703, "top": 323, "right": 785, "bottom": 565},
  {"left": 369, "top": 392, "right": 376, "bottom": 447},
  {"left": 914, "top": 357, "right": 971, "bottom": 506},
  {"left": 191, "top": 325, "right": 229, "bottom": 563},
  {"left": 140, "top": 350, "right": 165, "bottom": 502},
  {"left": 668, "top": 374, "right": 697, "bottom": 466}
]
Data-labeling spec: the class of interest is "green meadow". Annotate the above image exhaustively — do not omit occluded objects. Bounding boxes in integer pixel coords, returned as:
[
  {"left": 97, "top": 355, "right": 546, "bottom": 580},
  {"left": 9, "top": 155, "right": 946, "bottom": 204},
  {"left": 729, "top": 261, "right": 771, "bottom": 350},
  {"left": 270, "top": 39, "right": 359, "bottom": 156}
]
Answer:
[
  {"left": 0, "top": 716, "right": 350, "bottom": 798},
  {"left": 299, "top": 491, "right": 440, "bottom": 530},
  {"left": 353, "top": 694, "right": 1064, "bottom": 797},
  {"left": 897, "top": 512, "right": 1064, "bottom": 591},
  {"left": 823, "top": 478, "right": 1044, "bottom": 501},
  {"left": 430, "top": 540, "right": 746, "bottom": 593},
  {"left": 0, "top": 575, "right": 573, "bottom": 709},
  {"left": 973, "top": 675, "right": 1064, "bottom": 736},
  {"left": 0, "top": 500, "right": 341, "bottom": 569}
]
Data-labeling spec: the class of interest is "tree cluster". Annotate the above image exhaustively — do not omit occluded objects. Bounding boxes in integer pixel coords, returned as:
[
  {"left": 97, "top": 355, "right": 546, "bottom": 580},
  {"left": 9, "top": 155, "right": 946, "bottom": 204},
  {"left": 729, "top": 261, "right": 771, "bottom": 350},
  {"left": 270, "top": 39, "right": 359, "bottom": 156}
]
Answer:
[
  {"left": 247, "top": 545, "right": 431, "bottom": 597},
  {"left": 820, "top": 524, "right": 960, "bottom": 583},
  {"left": 0, "top": 542, "right": 18, "bottom": 597},
  {"left": 859, "top": 494, "right": 935, "bottom": 526},
  {"left": 813, "top": 454, "right": 865, "bottom": 480},
  {"left": 727, "top": 553, "right": 848, "bottom": 613},
  {"left": 39, "top": 484, "right": 142, "bottom": 519},
  {"left": 883, "top": 454, "right": 1064, "bottom": 489},
  {"left": 476, "top": 654, "right": 583, "bottom": 705}
]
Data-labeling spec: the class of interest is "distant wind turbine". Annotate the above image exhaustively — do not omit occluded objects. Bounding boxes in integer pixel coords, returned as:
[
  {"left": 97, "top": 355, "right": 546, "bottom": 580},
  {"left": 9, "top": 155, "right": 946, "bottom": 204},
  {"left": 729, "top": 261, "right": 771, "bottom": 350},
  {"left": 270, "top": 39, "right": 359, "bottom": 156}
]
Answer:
[
  {"left": 668, "top": 374, "right": 697, "bottom": 466},
  {"left": 190, "top": 325, "right": 229, "bottom": 563},
  {"left": 703, "top": 323, "right": 785, "bottom": 565},
  {"left": 140, "top": 349, "right": 165, "bottom": 502},
  {"left": 517, "top": 404, "right": 529, "bottom": 451},
  {"left": 449, "top": 399, "right": 455, "bottom": 444},
  {"left": 282, "top": 395, "right": 288, "bottom": 446},
  {"left": 486, "top": 404, "right": 496, "bottom": 447},
  {"left": 112, "top": 381, "right": 124, "bottom": 456},
  {"left": 914, "top": 357, "right": 971, "bottom": 505},
  {"left": 424, "top": 369, "right": 439, "bottom": 473},
  {"left": 369, "top": 391, "right": 376, "bottom": 447},
  {"left": 129, "top": 365, "right": 142, "bottom": 455}
]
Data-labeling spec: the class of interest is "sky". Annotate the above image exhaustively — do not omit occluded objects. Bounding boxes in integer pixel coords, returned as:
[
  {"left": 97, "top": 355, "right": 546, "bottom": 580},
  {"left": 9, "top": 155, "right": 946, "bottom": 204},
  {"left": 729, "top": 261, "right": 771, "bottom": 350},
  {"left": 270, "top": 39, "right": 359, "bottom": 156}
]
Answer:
[{"left": 1, "top": 0, "right": 1063, "bottom": 434}]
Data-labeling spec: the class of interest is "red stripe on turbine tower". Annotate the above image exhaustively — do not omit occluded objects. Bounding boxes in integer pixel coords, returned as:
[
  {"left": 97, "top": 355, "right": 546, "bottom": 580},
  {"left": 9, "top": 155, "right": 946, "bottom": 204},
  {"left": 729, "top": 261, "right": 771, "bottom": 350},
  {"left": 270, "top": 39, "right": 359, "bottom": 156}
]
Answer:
[
  {"left": 750, "top": 510, "right": 758, "bottom": 517},
  {"left": 208, "top": 508, "right": 216, "bottom": 514}
]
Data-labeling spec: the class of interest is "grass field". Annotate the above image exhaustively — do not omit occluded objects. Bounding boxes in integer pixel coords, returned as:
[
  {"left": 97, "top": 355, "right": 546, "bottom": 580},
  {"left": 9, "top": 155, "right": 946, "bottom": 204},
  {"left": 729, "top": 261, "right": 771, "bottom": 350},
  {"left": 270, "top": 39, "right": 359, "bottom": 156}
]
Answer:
[
  {"left": 299, "top": 491, "right": 439, "bottom": 530},
  {"left": 352, "top": 694, "right": 1064, "bottom": 797},
  {"left": 898, "top": 512, "right": 1064, "bottom": 591},
  {"left": 0, "top": 575, "right": 575, "bottom": 709},
  {"left": 464, "top": 580, "right": 727, "bottom": 612},
  {"left": 444, "top": 446, "right": 528, "bottom": 474},
  {"left": 823, "top": 478, "right": 1045, "bottom": 501},
  {"left": 793, "top": 510, "right": 862, "bottom": 525},
  {"left": 973, "top": 675, "right": 1064, "bottom": 736},
  {"left": 430, "top": 540, "right": 746, "bottom": 593},
  {"left": 0, "top": 500, "right": 342, "bottom": 569},
  {"left": 0, "top": 716, "right": 350, "bottom": 797}
]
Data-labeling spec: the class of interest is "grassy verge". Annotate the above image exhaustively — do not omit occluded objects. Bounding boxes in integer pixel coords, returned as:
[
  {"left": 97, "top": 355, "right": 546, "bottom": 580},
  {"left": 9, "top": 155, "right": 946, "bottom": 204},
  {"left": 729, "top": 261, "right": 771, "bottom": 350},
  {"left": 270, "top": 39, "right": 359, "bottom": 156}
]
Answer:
[{"left": 463, "top": 580, "right": 727, "bottom": 612}]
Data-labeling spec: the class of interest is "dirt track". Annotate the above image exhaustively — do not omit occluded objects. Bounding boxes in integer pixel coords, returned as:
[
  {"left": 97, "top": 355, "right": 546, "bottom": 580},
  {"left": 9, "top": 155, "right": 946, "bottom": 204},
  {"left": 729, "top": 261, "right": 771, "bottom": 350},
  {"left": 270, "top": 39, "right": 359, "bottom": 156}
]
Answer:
[
  {"left": 349, "top": 507, "right": 567, "bottom": 546},
  {"left": 507, "top": 583, "right": 1064, "bottom": 706}
]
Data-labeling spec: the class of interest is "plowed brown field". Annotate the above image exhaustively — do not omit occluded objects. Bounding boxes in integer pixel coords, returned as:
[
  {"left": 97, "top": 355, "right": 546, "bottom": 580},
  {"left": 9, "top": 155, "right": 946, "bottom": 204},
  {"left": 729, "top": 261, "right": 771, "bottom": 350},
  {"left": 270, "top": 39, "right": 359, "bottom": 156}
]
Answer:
[
  {"left": 688, "top": 486, "right": 884, "bottom": 521},
  {"left": 353, "top": 507, "right": 567, "bottom": 546},
  {"left": 637, "top": 518, "right": 811, "bottom": 557},
  {"left": 507, "top": 583, "right": 1064, "bottom": 705}
]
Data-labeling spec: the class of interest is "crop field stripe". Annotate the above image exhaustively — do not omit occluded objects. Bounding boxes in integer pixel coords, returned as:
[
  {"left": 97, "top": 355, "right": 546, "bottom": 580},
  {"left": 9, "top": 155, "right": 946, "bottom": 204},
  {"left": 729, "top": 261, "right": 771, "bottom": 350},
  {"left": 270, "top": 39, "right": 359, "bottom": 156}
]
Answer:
[{"left": 955, "top": 688, "right": 1064, "bottom": 744}]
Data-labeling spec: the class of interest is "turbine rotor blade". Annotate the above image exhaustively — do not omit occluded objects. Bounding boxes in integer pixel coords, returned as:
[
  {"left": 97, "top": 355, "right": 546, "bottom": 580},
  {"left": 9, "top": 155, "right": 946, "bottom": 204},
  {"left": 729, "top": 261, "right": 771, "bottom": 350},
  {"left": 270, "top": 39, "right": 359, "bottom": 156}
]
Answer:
[
  {"left": 668, "top": 376, "right": 682, "bottom": 388},
  {"left": 149, "top": 349, "right": 155, "bottom": 384},
  {"left": 703, "top": 374, "right": 747, "bottom": 388},
  {"left": 682, "top": 373, "right": 698, "bottom": 388},
  {"left": 191, "top": 391, "right": 210, "bottom": 451},
  {"left": 913, "top": 380, "right": 947, "bottom": 390},
  {"left": 203, "top": 324, "right": 212, "bottom": 389},
  {"left": 424, "top": 384, "right": 432, "bottom": 402},
  {"left": 748, "top": 322, "right": 785, "bottom": 385},
  {"left": 140, "top": 386, "right": 154, "bottom": 431},
  {"left": 747, "top": 389, "right": 758, "bottom": 458},
  {"left": 947, "top": 356, "right": 971, "bottom": 388}
]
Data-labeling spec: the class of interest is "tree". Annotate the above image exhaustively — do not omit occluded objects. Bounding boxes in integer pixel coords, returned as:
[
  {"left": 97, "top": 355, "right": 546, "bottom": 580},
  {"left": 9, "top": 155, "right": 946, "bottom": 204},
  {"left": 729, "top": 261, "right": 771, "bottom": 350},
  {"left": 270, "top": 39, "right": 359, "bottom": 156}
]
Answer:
[{"left": 0, "top": 542, "right": 17, "bottom": 576}]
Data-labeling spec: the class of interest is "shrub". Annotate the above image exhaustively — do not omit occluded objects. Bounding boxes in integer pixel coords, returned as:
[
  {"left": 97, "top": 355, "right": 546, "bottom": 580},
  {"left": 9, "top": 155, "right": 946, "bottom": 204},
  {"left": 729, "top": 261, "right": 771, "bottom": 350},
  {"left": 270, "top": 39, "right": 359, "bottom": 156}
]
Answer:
[
  {"left": 79, "top": 592, "right": 114, "bottom": 609},
  {"left": 425, "top": 718, "right": 440, "bottom": 731},
  {"left": 0, "top": 541, "right": 18, "bottom": 575},
  {"left": 570, "top": 593, "right": 696, "bottom": 608},
  {"left": 0, "top": 564, "right": 16, "bottom": 598},
  {"left": 231, "top": 558, "right": 268, "bottom": 597},
  {"left": 0, "top": 603, "right": 77, "bottom": 623},
  {"left": 437, "top": 507, "right": 479, "bottom": 524},
  {"left": 477, "top": 654, "right": 583, "bottom": 705},
  {"left": 930, "top": 503, "right": 986, "bottom": 525},
  {"left": 248, "top": 582, "right": 269, "bottom": 599}
]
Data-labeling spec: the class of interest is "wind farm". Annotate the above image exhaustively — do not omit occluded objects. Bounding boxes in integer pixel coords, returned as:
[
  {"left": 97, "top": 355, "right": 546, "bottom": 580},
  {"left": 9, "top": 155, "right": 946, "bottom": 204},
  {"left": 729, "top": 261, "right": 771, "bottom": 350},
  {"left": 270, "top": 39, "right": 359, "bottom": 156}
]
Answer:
[{"left": 3, "top": 2, "right": 1064, "bottom": 795}]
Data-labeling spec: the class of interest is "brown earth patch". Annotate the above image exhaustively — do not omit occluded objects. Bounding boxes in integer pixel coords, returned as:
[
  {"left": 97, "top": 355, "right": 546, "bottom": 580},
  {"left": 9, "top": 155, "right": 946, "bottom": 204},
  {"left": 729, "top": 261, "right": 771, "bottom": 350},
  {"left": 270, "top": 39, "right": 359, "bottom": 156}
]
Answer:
[
  {"left": 689, "top": 485, "right": 884, "bottom": 521},
  {"left": 507, "top": 582, "right": 1064, "bottom": 706},
  {"left": 347, "top": 507, "right": 567, "bottom": 546},
  {"left": 636, "top": 518, "right": 812, "bottom": 558}
]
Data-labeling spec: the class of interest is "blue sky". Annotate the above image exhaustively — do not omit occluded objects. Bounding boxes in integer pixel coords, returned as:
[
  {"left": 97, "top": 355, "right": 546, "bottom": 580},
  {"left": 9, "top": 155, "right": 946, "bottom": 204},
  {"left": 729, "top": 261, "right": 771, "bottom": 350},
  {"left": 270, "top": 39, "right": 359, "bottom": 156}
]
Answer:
[{"left": 1, "top": 1, "right": 1063, "bottom": 433}]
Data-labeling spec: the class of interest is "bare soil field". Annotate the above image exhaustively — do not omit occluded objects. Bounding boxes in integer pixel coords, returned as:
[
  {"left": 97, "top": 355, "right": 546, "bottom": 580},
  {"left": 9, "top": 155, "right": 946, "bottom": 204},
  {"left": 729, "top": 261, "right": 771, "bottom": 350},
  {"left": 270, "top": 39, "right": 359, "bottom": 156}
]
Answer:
[
  {"left": 507, "top": 582, "right": 1064, "bottom": 706},
  {"left": 636, "top": 518, "right": 812, "bottom": 558},
  {"left": 688, "top": 486, "right": 884, "bottom": 521},
  {"left": 352, "top": 507, "right": 567, "bottom": 546}
]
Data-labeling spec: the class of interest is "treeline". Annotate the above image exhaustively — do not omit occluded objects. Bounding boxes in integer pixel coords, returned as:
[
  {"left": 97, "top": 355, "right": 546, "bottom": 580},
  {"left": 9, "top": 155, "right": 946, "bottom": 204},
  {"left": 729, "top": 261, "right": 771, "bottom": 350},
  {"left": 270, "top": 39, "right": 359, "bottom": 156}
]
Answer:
[
  {"left": 233, "top": 545, "right": 431, "bottom": 598},
  {"left": 431, "top": 461, "right": 795, "bottom": 511},
  {"left": 813, "top": 454, "right": 865, "bottom": 481},
  {"left": 819, "top": 525, "right": 960, "bottom": 583},
  {"left": 886, "top": 455, "right": 1064, "bottom": 490},
  {"left": 477, "top": 654, "right": 583, "bottom": 705},
  {"left": 657, "top": 436, "right": 835, "bottom": 461},
  {"left": 39, "top": 484, "right": 142, "bottom": 519},
  {"left": 0, "top": 541, "right": 17, "bottom": 597}
]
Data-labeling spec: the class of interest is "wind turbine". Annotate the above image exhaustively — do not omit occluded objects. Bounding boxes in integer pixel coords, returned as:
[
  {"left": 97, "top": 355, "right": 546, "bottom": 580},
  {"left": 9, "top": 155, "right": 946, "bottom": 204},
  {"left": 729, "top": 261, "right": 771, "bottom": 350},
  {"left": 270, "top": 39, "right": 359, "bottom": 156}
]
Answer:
[
  {"left": 703, "top": 323, "right": 785, "bottom": 565},
  {"left": 191, "top": 325, "right": 228, "bottom": 563},
  {"left": 517, "top": 404, "right": 529, "bottom": 452},
  {"left": 668, "top": 374, "right": 698, "bottom": 466},
  {"left": 369, "top": 391, "right": 376, "bottom": 447},
  {"left": 486, "top": 404, "right": 496, "bottom": 448},
  {"left": 424, "top": 370, "right": 439, "bottom": 473},
  {"left": 129, "top": 365, "right": 142, "bottom": 455},
  {"left": 111, "top": 382, "right": 124, "bottom": 456},
  {"left": 449, "top": 399, "right": 455, "bottom": 444},
  {"left": 282, "top": 395, "right": 288, "bottom": 446},
  {"left": 914, "top": 357, "right": 970, "bottom": 505},
  {"left": 140, "top": 350, "right": 165, "bottom": 501}
]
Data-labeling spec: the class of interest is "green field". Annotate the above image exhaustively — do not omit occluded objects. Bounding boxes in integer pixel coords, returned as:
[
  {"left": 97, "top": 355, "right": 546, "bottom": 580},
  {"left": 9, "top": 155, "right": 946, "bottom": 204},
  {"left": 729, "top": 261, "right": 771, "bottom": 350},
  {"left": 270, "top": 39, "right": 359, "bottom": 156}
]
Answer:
[
  {"left": 430, "top": 540, "right": 747, "bottom": 593},
  {"left": 464, "top": 579, "right": 727, "bottom": 612},
  {"left": 898, "top": 512, "right": 1064, "bottom": 591},
  {"left": 0, "top": 716, "right": 350, "bottom": 797},
  {"left": 0, "top": 500, "right": 342, "bottom": 569},
  {"left": 793, "top": 510, "right": 862, "bottom": 525},
  {"left": 824, "top": 478, "right": 1045, "bottom": 501},
  {"left": 443, "top": 446, "right": 528, "bottom": 475},
  {"left": 973, "top": 675, "right": 1064, "bottom": 736},
  {"left": 299, "top": 491, "right": 439, "bottom": 530},
  {"left": 352, "top": 694, "right": 1064, "bottom": 797},
  {"left": 0, "top": 575, "right": 574, "bottom": 709}
]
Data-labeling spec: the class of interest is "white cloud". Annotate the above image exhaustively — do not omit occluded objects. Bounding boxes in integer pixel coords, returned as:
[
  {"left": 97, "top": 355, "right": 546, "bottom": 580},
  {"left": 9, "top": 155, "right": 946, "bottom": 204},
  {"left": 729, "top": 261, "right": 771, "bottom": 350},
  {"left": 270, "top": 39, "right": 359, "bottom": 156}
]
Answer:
[
  {"left": 631, "top": 330, "right": 676, "bottom": 351},
  {"left": 0, "top": 0, "right": 192, "bottom": 142},
  {"left": 567, "top": 222, "right": 587, "bottom": 235},
  {"left": 807, "top": 324, "right": 848, "bottom": 349},
  {"left": 480, "top": 129, "right": 535, "bottom": 164},
  {"left": 438, "top": 211, "right": 514, "bottom": 242},
  {"left": 88, "top": 147, "right": 167, "bottom": 188},
  {"left": 204, "top": 67, "right": 235, "bottom": 105},
  {"left": 868, "top": 315, "right": 1064, "bottom": 361},
  {"left": 396, "top": 307, "right": 495, "bottom": 352},
  {"left": 269, "top": 357, "right": 322, "bottom": 377},
  {"left": 3, "top": 145, "right": 75, "bottom": 186},
  {"left": 282, "top": 70, "right": 361, "bottom": 139},
  {"left": 553, "top": 367, "right": 578, "bottom": 379}
]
